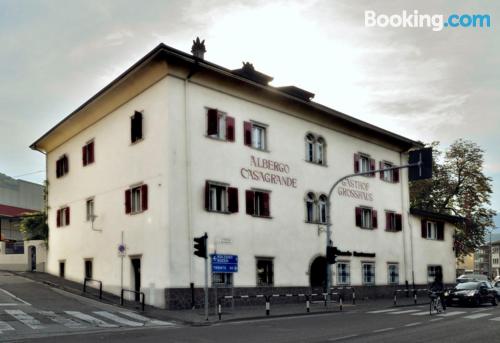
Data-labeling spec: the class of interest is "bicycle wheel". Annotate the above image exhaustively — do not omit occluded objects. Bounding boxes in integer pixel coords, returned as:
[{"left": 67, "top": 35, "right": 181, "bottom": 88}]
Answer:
[
  {"left": 435, "top": 298, "right": 443, "bottom": 313},
  {"left": 429, "top": 299, "right": 436, "bottom": 315}
]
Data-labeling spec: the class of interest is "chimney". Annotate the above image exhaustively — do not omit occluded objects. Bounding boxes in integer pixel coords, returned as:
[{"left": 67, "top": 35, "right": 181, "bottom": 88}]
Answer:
[{"left": 191, "top": 37, "right": 206, "bottom": 59}]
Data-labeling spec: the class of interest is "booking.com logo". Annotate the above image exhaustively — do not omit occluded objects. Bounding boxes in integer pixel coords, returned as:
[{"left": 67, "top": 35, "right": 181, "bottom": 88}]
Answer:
[{"left": 365, "top": 10, "right": 491, "bottom": 31}]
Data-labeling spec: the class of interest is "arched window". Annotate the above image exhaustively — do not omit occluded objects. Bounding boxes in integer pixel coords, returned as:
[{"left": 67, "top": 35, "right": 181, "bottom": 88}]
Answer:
[
  {"left": 305, "top": 192, "right": 316, "bottom": 223},
  {"left": 305, "top": 134, "right": 315, "bottom": 162},
  {"left": 316, "top": 137, "right": 326, "bottom": 165},
  {"left": 318, "top": 194, "right": 327, "bottom": 224}
]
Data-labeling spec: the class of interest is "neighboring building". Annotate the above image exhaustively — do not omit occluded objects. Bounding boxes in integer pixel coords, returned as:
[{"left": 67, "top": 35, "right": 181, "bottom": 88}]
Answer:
[
  {"left": 456, "top": 253, "right": 474, "bottom": 276},
  {"left": 474, "top": 240, "right": 500, "bottom": 278},
  {"left": 31, "top": 40, "right": 458, "bottom": 309},
  {"left": 0, "top": 173, "right": 46, "bottom": 271}
]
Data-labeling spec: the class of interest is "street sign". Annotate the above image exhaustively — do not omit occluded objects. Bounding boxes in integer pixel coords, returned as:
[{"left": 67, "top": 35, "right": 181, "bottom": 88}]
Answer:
[
  {"left": 211, "top": 254, "right": 238, "bottom": 273},
  {"left": 409, "top": 147, "right": 433, "bottom": 181},
  {"left": 118, "top": 243, "right": 126, "bottom": 257}
]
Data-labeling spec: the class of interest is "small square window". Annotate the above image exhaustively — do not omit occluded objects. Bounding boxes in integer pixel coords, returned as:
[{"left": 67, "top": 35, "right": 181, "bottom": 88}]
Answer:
[
  {"left": 84, "top": 259, "right": 93, "bottom": 279},
  {"left": 427, "top": 265, "right": 442, "bottom": 283},
  {"left": 256, "top": 258, "right": 274, "bottom": 286}
]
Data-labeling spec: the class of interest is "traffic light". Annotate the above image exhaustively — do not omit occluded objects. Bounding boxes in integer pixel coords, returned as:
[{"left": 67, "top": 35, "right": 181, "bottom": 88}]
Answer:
[
  {"left": 409, "top": 148, "right": 433, "bottom": 181},
  {"left": 193, "top": 233, "right": 208, "bottom": 259},
  {"left": 326, "top": 246, "right": 338, "bottom": 264}
]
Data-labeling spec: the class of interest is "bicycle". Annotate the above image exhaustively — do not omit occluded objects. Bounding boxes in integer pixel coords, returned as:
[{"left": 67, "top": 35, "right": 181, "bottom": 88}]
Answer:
[{"left": 429, "top": 291, "right": 444, "bottom": 315}]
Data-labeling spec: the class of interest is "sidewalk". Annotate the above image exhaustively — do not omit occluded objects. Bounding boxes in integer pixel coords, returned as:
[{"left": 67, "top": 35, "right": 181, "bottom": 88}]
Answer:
[{"left": 12, "top": 271, "right": 429, "bottom": 325}]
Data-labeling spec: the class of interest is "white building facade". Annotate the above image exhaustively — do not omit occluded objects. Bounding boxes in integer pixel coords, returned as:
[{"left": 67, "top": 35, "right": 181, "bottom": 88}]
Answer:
[{"left": 32, "top": 42, "right": 457, "bottom": 309}]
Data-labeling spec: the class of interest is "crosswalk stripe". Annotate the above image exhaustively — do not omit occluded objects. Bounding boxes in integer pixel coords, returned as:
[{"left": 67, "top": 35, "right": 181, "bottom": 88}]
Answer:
[
  {"left": 489, "top": 317, "right": 500, "bottom": 321},
  {"left": 0, "top": 320, "right": 15, "bottom": 333},
  {"left": 438, "top": 311, "right": 466, "bottom": 317},
  {"left": 463, "top": 313, "right": 493, "bottom": 319},
  {"left": 411, "top": 311, "right": 431, "bottom": 316},
  {"left": 367, "top": 309, "right": 398, "bottom": 314},
  {"left": 119, "top": 311, "right": 174, "bottom": 326},
  {"left": 65, "top": 311, "right": 118, "bottom": 328},
  {"left": 39, "top": 311, "right": 86, "bottom": 329},
  {"left": 5, "top": 309, "right": 44, "bottom": 329},
  {"left": 389, "top": 310, "right": 421, "bottom": 314},
  {"left": 94, "top": 311, "right": 144, "bottom": 327}
]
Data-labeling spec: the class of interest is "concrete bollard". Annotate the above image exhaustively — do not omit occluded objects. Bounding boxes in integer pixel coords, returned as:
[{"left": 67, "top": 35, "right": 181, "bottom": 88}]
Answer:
[
  {"left": 352, "top": 290, "right": 356, "bottom": 305},
  {"left": 414, "top": 292, "right": 417, "bottom": 304},
  {"left": 266, "top": 301, "right": 270, "bottom": 316},
  {"left": 339, "top": 296, "right": 343, "bottom": 311},
  {"left": 394, "top": 292, "right": 397, "bottom": 306},
  {"left": 306, "top": 299, "right": 310, "bottom": 313},
  {"left": 218, "top": 301, "right": 222, "bottom": 320}
]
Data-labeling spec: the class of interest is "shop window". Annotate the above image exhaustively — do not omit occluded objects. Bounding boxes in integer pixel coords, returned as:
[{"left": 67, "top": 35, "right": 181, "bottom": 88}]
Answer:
[
  {"left": 337, "top": 262, "right": 350, "bottom": 285},
  {"left": 388, "top": 263, "right": 399, "bottom": 285},
  {"left": 256, "top": 258, "right": 274, "bottom": 286},
  {"left": 362, "top": 262, "right": 375, "bottom": 285}
]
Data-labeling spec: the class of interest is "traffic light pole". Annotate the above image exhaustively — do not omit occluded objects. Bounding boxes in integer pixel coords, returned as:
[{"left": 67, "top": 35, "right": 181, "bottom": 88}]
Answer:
[
  {"left": 325, "top": 161, "right": 421, "bottom": 294},
  {"left": 204, "top": 249, "right": 209, "bottom": 321}
]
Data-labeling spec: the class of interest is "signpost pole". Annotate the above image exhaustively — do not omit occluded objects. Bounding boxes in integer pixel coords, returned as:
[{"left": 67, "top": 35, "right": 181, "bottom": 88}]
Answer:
[{"left": 204, "top": 239, "right": 209, "bottom": 321}]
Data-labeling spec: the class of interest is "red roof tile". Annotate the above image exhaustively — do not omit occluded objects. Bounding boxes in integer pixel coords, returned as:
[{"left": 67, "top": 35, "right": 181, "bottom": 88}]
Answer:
[{"left": 0, "top": 204, "right": 38, "bottom": 217}]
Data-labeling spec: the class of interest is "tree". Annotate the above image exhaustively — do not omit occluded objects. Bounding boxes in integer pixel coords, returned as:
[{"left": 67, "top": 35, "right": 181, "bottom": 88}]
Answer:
[
  {"left": 19, "top": 212, "right": 48, "bottom": 242},
  {"left": 410, "top": 139, "right": 496, "bottom": 258}
]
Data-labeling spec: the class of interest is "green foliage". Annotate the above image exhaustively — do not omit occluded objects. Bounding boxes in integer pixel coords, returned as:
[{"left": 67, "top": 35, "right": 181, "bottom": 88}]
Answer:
[
  {"left": 410, "top": 139, "right": 496, "bottom": 258},
  {"left": 19, "top": 212, "right": 48, "bottom": 242}
]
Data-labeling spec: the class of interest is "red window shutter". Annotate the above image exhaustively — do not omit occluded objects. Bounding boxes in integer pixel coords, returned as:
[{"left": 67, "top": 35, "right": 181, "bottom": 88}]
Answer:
[
  {"left": 421, "top": 219, "right": 427, "bottom": 238},
  {"left": 141, "top": 184, "right": 148, "bottom": 211},
  {"left": 82, "top": 146, "right": 88, "bottom": 166},
  {"left": 207, "top": 109, "right": 218, "bottom": 136},
  {"left": 369, "top": 158, "right": 376, "bottom": 177},
  {"left": 243, "top": 121, "right": 252, "bottom": 146},
  {"left": 379, "top": 161, "right": 384, "bottom": 180},
  {"left": 355, "top": 207, "right": 362, "bottom": 227},
  {"left": 227, "top": 187, "right": 239, "bottom": 213},
  {"left": 56, "top": 209, "right": 61, "bottom": 227},
  {"left": 56, "top": 160, "right": 61, "bottom": 178},
  {"left": 245, "top": 190, "right": 255, "bottom": 215},
  {"left": 393, "top": 168, "right": 399, "bottom": 183},
  {"left": 372, "top": 210, "right": 377, "bottom": 228},
  {"left": 89, "top": 142, "right": 94, "bottom": 164},
  {"left": 262, "top": 192, "right": 270, "bottom": 217},
  {"left": 226, "top": 116, "right": 235, "bottom": 142},
  {"left": 64, "top": 156, "right": 69, "bottom": 174},
  {"left": 395, "top": 214, "right": 402, "bottom": 231},
  {"left": 205, "top": 181, "right": 210, "bottom": 211},
  {"left": 437, "top": 222, "right": 444, "bottom": 240},
  {"left": 354, "top": 154, "right": 360, "bottom": 173},
  {"left": 125, "top": 190, "right": 131, "bottom": 214},
  {"left": 65, "top": 207, "right": 70, "bottom": 226},
  {"left": 385, "top": 212, "right": 391, "bottom": 230}
]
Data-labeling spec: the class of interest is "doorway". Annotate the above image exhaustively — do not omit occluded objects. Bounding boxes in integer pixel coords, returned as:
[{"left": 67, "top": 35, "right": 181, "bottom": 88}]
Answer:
[
  {"left": 131, "top": 258, "right": 141, "bottom": 301},
  {"left": 310, "top": 256, "right": 327, "bottom": 289},
  {"left": 29, "top": 246, "right": 36, "bottom": 271}
]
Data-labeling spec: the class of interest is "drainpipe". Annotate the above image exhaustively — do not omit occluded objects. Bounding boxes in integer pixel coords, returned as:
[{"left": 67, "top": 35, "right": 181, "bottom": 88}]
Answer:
[{"left": 400, "top": 152, "right": 408, "bottom": 285}]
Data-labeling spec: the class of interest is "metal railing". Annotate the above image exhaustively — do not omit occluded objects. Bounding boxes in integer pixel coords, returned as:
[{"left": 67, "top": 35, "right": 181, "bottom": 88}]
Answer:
[
  {"left": 120, "top": 289, "right": 145, "bottom": 312},
  {"left": 83, "top": 278, "right": 102, "bottom": 299}
]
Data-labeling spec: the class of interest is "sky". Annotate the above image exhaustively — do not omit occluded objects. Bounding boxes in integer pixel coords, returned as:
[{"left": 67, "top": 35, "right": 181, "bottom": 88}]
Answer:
[{"left": 0, "top": 0, "right": 498, "bottom": 216}]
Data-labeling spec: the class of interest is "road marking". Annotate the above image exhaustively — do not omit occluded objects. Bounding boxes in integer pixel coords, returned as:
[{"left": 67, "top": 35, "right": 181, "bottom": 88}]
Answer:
[
  {"left": 5, "top": 309, "right": 44, "bottom": 329},
  {"left": 411, "top": 311, "right": 431, "bottom": 316},
  {"left": 373, "top": 327, "right": 394, "bottom": 333},
  {"left": 0, "top": 320, "right": 15, "bottom": 333},
  {"left": 328, "top": 334, "right": 359, "bottom": 341},
  {"left": 39, "top": 311, "right": 85, "bottom": 329},
  {"left": 0, "top": 289, "right": 31, "bottom": 306},
  {"left": 430, "top": 318, "right": 444, "bottom": 322},
  {"left": 367, "top": 309, "right": 398, "bottom": 314},
  {"left": 65, "top": 311, "right": 118, "bottom": 328},
  {"left": 405, "top": 322, "right": 422, "bottom": 327},
  {"left": 94, "top": 311, "right": 144, "bottom": 327},
  {"left": 489, "top": 317, "right": 500, "bottom": 321},
  {"left": 463, "top": 313, "right": 493, "bottom": 319},
  {"left": 438, "top": 311, "right": 466, "bottom": 317},
  {"left": 119, "top": 311, "right": 175, "bottom": 326},
  {"left": 389, "top": 309, "right": 420, "bottom": 314}
]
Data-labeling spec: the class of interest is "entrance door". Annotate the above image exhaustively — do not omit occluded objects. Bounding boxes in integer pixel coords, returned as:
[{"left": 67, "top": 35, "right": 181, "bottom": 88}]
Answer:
[
  {"left": 30, "top": 246, "right": 36, "bottom": 271},
  {"left": 310, "top": 256, "right": 327, "bottom": 290},
  {"left": 131, "top": 258, "right": 141, "bottom": 301}
]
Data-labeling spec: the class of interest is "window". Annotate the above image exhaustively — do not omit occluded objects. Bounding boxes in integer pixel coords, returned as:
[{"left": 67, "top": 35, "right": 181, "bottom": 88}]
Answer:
[
  {"left": 125, "top": 184, "right": 148, "bottom": 214},
  {"left": 427, "top": 265, "right": 442, "bottom": 283},
  {"left": 59, "top": 261, "right": 65, "bottom": 278},
  {"left": 84, "top": 259, "right": 93, "bottom": 279},
  {"left": 256, "top": 258, "right": 274, "bottom": 286},
  {"left": 244, "top": 121, "right": 267, "bottom": 150},
  {"left": 204, "top": 181, "right": 238, "bottom": 213},
  {"left": 305, "top": 192, "right": 316, "bottom": 223},
  {"left": 86, "top": 198, "right": 95, "bottom": 222},
  {"left": 82, "top": 141, "right": 95, "bottom": 166},
  {"left": 246, "top": 190, "right": 270, "bottom": 217},
  {"left": 385, "top": 211, "right": 402, "bottom": 231},
  {"left": 304, "top": 134, "right": 326, "bottom": 165},
  {"left": 354, "top": 153, "right": 375, "bottom": 176},
  {"left": 388, "top": 263, "right": 399, "bottom": 285},
  {"left": 421, "top": 219, "right": 444, "bottom": 240},
  {"left": 206, "top": 109, "right": 235, "bottom": 141},
  {"left": 318, "top": 195, "right": 327, "bottom": 224},
  {"left": 212, "top": 273, "right": 233, "bottom": 287},
  {"left": 56, "top": 207, "right": 70, "bottom": 227},
  {"left": 379, "top": 161, "right": 399, "bottom": 183},
  {"left": 131, "top": 111, "right": 143, "bottom": 143},
  {"left": 362, "top": 262, "right": 375, "bottom": 285},
  {"left": 337, "top": 262, "right": 350, "bottom": 285},
  {"left": 355, "top": 207, "right": 377, "bottom": 229},
  {"left": 56, "top": 155, "right": 69, "bottom": 178}
]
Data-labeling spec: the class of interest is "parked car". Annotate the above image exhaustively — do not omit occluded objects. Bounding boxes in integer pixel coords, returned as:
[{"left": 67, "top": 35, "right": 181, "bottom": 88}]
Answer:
[
  {"left": 447, "top": 281, "right": 497, "bottom": 306},
  {"left": 492, "top": 281, "right": 500, "bottom": 300},
  {"left": 456, "top": 274, "right": 489, "bottom": 283}
]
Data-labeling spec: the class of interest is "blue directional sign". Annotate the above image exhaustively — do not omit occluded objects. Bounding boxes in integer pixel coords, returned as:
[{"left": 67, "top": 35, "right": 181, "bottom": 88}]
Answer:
[{"left": 211, "top": 254, "right": 238, "bottom": 273}]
